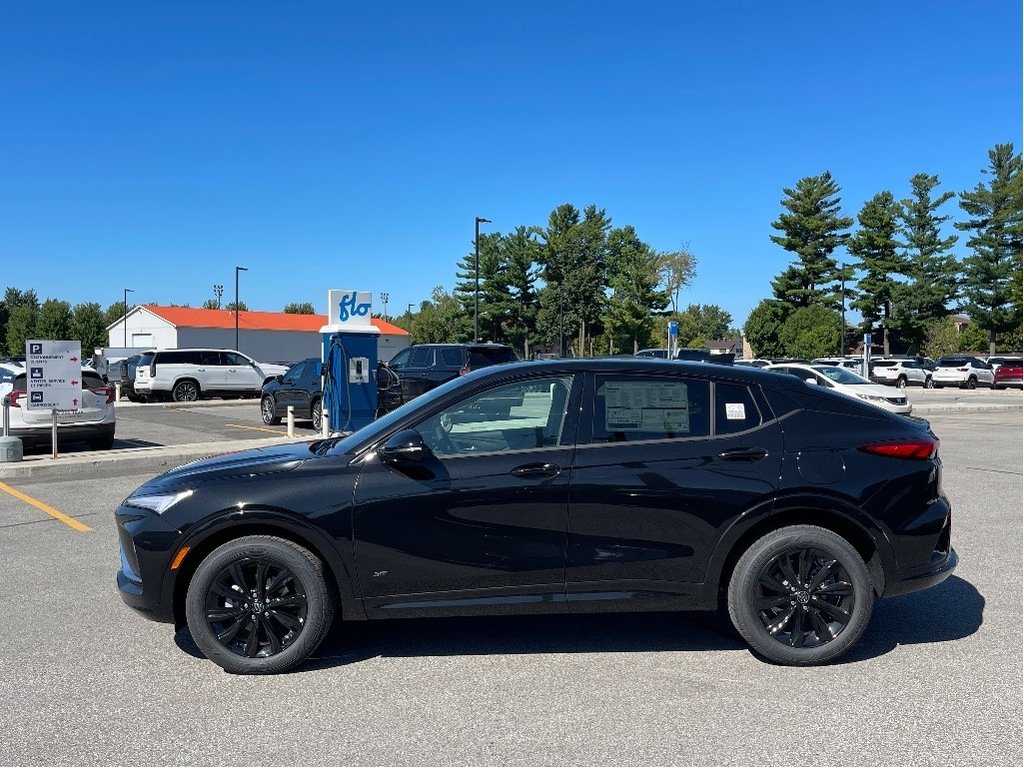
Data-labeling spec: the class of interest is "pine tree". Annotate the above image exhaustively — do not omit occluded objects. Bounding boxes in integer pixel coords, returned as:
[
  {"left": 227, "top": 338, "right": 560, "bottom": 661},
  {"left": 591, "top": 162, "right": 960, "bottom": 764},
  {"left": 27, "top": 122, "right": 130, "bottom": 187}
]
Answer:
[
  {"left": 602, "top": 226, "right": 668, "bottom": 353},
  {"left": 956, "top": 143, "right": 1023, "bottom": 355},
  {"left": 769, "top": 172, "right": 852, "bottom": 308},
  {"left": 848, "top": 191, "right": 904, "bottom": 355}
]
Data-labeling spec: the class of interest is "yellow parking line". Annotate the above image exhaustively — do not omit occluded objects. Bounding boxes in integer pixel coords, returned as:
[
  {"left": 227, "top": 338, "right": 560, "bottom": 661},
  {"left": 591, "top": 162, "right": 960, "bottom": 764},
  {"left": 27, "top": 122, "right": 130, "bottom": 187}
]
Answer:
[
  {"left": 0, "top": 481, "right": 92, "bottom": 532},
  {"left": 225, "top": 423, "right": 285, "bottom": 435}
]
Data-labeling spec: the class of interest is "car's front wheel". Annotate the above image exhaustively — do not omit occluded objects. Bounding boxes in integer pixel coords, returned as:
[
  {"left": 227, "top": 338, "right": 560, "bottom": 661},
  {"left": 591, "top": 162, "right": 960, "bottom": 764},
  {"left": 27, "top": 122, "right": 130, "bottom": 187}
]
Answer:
[
  {"left": 728, "top": 525, "right": 873, "bottom": 666},
  {"left": 311, "top": 397, "right": 322, "bottom": 432},
  {"left": 185, "top": 536, "right": 335, "bottom": 674},
  {"left": 261, "top": 394, "right": 281, "bottom": 425},
  {"left": 896, "top": 376, "right": 907, "bottom": 389},
  {"left": 172, "top": 379, "right": 200, "bottom": 402}
]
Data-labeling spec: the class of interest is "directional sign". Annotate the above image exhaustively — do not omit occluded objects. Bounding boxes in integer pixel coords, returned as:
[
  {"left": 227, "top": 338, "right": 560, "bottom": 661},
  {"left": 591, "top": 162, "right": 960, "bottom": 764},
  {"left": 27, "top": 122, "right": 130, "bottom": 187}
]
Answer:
[{"left": 25, "top": 340, "right": 82, "bottom": 411}]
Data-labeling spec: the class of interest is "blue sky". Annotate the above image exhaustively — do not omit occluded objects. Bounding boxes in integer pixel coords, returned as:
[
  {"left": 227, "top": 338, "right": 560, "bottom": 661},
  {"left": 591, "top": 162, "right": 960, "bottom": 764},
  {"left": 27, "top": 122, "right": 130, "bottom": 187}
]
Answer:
[{"left": 1, "top": 2, "right": 1020, "bottom": 328}]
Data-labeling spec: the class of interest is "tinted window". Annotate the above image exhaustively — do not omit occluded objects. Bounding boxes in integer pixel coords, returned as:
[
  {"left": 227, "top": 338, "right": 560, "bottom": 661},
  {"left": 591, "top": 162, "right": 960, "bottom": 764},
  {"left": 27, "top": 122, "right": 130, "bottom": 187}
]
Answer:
[
  {"left": 388, "top": 349, "right": 412, "bottom": 369},
  {"left": 285, "top": 361, "right": 309, "bottom": 381},
  {"left": 715, "top": 382, "right": 762, "bottom": 435},
  {"left": 468, "top": 347, "right": 517, "bottom": 367},
  {"left": 138, "top": 352, "right": 155, "bottom": 368},
  {"left": 591, "top": 375, "right": 710, "bottom": 443},
  {"left": 82, "top": 372, "right": 105, "bottom": 389},
  {"left": 157, "top": 351, "right": 197, "bottom": 365},
  {"left": 224, "top": 352, "right": 250, "bottom": 366},
  {"left": 439, "top": 347, "right": 464, "bottom": 366},
  {"left": 416, "top": 376, "right": 574, "bottom": 456},
  {"left": 409, "top": 347, "right": 433, "bottom": 367}
]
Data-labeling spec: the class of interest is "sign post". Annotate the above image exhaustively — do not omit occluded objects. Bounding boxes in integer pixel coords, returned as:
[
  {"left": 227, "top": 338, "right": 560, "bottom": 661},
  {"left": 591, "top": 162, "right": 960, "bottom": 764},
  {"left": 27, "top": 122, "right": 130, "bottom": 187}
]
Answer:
[
  {"left": 862, "top": 333, "right": 872, "bottom": 379},
  {"left": 25, "top": 340, "right": 82, "bottom": 458},
  {"left": 667, "top": 320, "right": 679, "bottom": 359}
]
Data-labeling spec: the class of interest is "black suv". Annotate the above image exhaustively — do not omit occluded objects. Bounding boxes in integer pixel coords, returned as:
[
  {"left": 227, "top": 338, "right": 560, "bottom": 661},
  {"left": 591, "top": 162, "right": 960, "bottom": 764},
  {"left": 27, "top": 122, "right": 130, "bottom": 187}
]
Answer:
[
  {"left": 260, "top": 357, "right": 323, "bottom": 432},
  {"left": 378, "top": 343, "right": 519, "bottom": 413}
]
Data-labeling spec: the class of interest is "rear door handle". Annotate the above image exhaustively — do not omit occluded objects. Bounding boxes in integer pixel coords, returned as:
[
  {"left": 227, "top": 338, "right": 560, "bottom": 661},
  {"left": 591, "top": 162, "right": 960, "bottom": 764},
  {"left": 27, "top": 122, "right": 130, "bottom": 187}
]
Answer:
[
  {"left": 511, "top": 462, "right": 561, "bottom": 478},
  {"left": 718, "top": 448, "right": 768, "bottom": 462}
]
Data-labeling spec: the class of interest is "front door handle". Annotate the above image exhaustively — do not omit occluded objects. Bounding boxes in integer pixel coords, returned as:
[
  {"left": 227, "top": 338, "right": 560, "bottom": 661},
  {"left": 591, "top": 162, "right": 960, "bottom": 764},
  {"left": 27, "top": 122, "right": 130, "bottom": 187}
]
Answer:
[
  {"left": 511, "top": 462, "right": 561, "bottom": 478},
  {"left": 718, "top": 447, "right": 768, "bottom": 462}
]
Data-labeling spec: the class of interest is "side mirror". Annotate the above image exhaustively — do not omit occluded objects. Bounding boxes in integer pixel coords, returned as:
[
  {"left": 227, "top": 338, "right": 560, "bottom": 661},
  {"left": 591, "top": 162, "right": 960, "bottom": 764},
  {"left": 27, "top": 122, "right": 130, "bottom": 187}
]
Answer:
[
  {"left": 275, "top": 374, "right": 284, "bottom": 383},
  {"left": 379, "top": 429, "right": 430, "bottom": 464},
  {"left": 805, "top": 377, "right": 818, "bottom": 386}
]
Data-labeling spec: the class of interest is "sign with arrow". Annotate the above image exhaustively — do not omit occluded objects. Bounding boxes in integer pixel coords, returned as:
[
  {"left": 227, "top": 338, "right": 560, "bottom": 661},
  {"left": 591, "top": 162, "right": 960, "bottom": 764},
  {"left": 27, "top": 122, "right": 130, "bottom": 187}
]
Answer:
[{"left": 25, "top": 340, "right": 82, "bottom": 411}]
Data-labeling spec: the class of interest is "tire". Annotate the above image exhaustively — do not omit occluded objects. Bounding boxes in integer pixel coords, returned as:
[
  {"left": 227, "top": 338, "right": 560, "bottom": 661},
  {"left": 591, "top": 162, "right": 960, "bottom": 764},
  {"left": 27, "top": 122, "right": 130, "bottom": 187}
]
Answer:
[
  {"left": 727, "top": 525, "right": 873, "bottom": 666},
  {"left": 311, "top": 397, "right": 322, "bottom": 433},
  {"left": 896, "top": 376, "right": 907, "bottom": 390},
  {"left": 261, "top": 394, "right": 281, "bottom": 425},
  {"left": 185, "top": 536, "right": 335, "bottom": 674},
  {"left": 924, "top": 376, "right": 934, "bottom": 389},
  {"left": 172, "top": 379, "right": 200, "bottom": 402},
  {"left": 966, "top": 376, "right": 977, "bottom": 390}
]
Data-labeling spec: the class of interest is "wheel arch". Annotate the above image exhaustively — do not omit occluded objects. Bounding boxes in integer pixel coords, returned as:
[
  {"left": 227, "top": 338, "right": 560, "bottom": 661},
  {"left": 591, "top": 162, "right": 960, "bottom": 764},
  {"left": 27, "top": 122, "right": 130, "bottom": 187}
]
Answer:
[
  {"left": 172, "top": 377, "right": 201, "bottom": 398},
  {"left": 170, "top": 513, "right": 363, "bottom": 628},
  {"left": 707, "top": 499, "right": 888, "bottom": 609}
]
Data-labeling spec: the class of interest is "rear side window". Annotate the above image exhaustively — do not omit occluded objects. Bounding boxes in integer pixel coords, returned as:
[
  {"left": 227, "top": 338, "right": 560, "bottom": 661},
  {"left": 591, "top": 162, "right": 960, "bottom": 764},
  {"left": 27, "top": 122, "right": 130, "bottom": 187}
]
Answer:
[
  {"left": 591, "top": 375, "right": 711, "bottom": 443},
  {"left": 439, "top": 347, "right": 464, "bottom": 366},
  {"left": 715, "top": 382, "right": 762, "bottom": 434},
  {"left": 82, "top": 372, "right": 105, "bottom": 389},
  {"left": 468, "top": 347, "right": 517, "bottom": 366},
  {"left": 409, "top": 347, "right": 433, "bottom": 367}
]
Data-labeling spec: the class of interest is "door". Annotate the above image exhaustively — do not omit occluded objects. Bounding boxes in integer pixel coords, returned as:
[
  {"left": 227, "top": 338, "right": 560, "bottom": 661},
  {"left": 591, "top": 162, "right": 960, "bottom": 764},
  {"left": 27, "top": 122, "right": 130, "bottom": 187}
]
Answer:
[
  {"left": 274, "top": 360, "right": 312, "bottom": 416},
  {"left": 222, "top": 351, "right": 263, "bottom": 394},
  {"left": 353, "top": 374, "right": 580, "bottom": 614},
  {"left": 566, "top": 373, "right": 782, "bottom": 608}
]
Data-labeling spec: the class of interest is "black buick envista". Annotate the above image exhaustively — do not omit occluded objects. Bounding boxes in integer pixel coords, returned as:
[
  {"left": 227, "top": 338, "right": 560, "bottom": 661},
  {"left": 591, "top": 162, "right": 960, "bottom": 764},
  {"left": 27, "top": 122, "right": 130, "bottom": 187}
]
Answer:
[{"left": 116, "top": 358, "right": 957, "bottom": 673}]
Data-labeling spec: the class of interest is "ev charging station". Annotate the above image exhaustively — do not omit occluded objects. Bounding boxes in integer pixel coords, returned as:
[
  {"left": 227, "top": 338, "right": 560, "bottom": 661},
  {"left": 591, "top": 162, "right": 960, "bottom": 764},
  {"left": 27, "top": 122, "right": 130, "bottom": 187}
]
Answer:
[{"left": 319, "top": 290, "right": 380, "bottom": 434}]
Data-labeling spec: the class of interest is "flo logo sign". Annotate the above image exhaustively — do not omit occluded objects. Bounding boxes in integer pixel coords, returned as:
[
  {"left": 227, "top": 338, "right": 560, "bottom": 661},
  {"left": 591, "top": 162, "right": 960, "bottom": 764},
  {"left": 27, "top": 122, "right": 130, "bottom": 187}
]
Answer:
[{"left": 327, "top": 290, "right": 373, "bottom": 328}]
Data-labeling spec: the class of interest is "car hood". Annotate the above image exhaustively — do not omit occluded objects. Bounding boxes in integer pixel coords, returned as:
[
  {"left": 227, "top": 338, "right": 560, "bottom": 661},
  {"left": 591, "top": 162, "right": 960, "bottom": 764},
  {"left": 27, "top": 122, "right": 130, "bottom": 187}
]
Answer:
[
  {"left": 140, "top": 442, "right": 314, "bottom": 489},
  {"left": 840, "top": 383, "right": 905, "bottom": 398}
]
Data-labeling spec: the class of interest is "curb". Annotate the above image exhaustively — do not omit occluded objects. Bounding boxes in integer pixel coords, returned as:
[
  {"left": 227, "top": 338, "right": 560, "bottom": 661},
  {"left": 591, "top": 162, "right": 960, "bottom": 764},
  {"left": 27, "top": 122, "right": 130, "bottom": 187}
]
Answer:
[{"left": 912, "top": 403, "right": 1023, "bottom": 414}]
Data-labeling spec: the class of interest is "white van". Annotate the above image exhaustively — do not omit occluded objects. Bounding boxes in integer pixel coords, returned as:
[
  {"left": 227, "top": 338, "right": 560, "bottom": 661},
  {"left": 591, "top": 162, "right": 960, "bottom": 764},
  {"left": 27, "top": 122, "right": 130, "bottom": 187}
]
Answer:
[{"left": 133, "top": 349, "right": 288, "bottom": 402}]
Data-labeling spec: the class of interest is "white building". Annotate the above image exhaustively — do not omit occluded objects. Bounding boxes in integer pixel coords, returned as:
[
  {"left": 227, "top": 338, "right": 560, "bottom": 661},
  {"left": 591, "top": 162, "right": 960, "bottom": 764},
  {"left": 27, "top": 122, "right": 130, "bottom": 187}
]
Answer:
[{"left": 106, "top": 305, "right": 410, "bottom": 363}]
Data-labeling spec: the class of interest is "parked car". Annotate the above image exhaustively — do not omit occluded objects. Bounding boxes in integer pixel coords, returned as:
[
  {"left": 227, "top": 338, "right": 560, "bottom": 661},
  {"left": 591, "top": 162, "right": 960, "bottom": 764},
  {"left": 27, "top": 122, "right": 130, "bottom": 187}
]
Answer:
[
  {"left": 734, "top": 358, "right": 771, "bottom": 368},
  {"left": 133, "top": 349, "right": 289, "bottom": 402},
  {"left": 116, "top": 353, "right": 149, "bottom": 402},
  {"left": 377, "top": 343, "right": 519, "bottom": 413},
  {"left": 868, "top": 359, "right": 932, "bottom": 389},
  {"left": 931, "top": 356, "right": 995, "bottom": 389},
  {"left": 1, "top": 363, "right": 115, "bottom": 450},
  {"left": 985, "top": 355, "right": 1023, "bottom": 375},
  {"left": 993, "top": 361, "right": 1023, "bottom": 389},
  {"left": 115, "top": 358, "right": 957, "bottom": 673},
  {"left": 260, "top": 357, "right": 323, "bottom": 431},
  {"left": 765, "top": 363, "right": 912, "bottom": 414}
]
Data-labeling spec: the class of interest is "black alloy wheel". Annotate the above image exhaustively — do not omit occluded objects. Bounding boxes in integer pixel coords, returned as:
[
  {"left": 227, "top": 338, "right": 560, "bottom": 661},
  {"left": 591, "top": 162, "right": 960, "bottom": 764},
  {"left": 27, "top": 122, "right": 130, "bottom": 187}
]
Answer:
[
  {"left": 185, "top": 536, "right": 334, "bottom": 674},
  {"left": 728, "top": 525, "right": 873, "bottom": 665},
  {"left": 173, "top": 379, "right": 200, "bottom": 402},
  {"left": 311, "top": 397, "right": 322, "bottom": 432},
  {"left": 261, "top": 394, "right": 281, "bottom": 425}
]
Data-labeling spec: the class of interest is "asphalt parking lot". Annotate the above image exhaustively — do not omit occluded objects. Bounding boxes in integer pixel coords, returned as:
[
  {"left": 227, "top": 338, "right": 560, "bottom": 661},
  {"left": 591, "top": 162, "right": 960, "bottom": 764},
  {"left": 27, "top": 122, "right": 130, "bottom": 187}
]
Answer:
[{"left": 0, "top": 403, "right": 1020, "bottom": 765}]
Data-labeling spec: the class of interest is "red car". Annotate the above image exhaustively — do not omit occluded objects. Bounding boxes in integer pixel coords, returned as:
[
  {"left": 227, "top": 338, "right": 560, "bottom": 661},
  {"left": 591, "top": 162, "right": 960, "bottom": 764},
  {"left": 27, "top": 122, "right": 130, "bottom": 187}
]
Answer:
[{"left": 993, "top": 362, "right": 1023, "bottom": 389}]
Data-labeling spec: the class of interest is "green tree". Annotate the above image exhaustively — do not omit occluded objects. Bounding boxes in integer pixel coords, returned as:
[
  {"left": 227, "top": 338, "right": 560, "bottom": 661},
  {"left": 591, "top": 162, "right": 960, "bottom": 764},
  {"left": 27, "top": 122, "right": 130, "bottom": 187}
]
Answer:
[
  {"left": 778, "top": 305, "right": 841, "bottom": 360},
  {"left": 921, "top": 317, "right": 961, "bottom": 358},
  {"left": 957, "top": 323, "right": 989, "bottom": 353},
  {"left": 454, "top": 231, "right": 500, "bottom": 340},
  {"left": 956, "top": 143, "right": 1023, "bottom": 355},
  {"left": 71, "top": 302, "right": 109, "bottom": 355},
  {"left": 5, "top": 288, "right": 40, "bottom": 356},
  {"left": 602, "top": 226, "right": 668, "bottom": 353},
  {"left": 848, "top": 191, "right": 904, "bottom": 355},
  {"left": 414, "top": 286, "right": 470, "bottom": 343},
  {"left": 769, "top": 172, "right": 852, "bottom": 307},
  {"left": 743, "top": 300, "right": 793, "bottom": 358},
  {"left": 105, "top": 300, "right": 129, "bottom": 328},
  {"left": 224, "top": 301, "right": 247, "bottom": 311},
  {"left": 283, "top": 302, "right": 317, "bottom": 314},
  {"left": 1, "top": 288, "right": 39, "bottom": 351},
  {"left": 497, "top": 226, "right": 541, "bottom": 357},
  {"left": 658, "top": 244, "right": 697, "bottom": 315},
  {"left": 676, "top": 303, "right": 733, "bottom": 347},
  {"left": 892, "top": 173, "right": 960, "bottom": 350},
  {"left": 36, "top": 299, "right": 73, "bottom": 340}
]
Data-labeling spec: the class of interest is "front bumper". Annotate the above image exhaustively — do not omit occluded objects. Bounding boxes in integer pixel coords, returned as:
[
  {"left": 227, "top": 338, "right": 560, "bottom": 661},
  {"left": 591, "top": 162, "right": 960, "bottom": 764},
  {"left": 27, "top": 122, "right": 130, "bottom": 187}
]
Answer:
[{"left": 115, "top": 504, "right": 183, "bottom": 623}]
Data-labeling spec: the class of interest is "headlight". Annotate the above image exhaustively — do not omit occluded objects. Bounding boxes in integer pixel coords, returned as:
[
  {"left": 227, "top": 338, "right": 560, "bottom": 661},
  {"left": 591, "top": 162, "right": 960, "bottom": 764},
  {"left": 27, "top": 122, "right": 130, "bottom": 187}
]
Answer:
[
  {"left": 125, "top": 489, "right": 194, "bottom": 514},
  {"left": 857, "top": 394, "right": 887, "bottom": 403}
]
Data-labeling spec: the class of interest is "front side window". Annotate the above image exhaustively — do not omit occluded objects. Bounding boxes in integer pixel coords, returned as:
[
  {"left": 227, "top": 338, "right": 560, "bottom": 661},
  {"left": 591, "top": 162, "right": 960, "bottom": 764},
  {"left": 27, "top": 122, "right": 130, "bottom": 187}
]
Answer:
[
  {"left": 285, "top": 361, "right": 309, "bottom": 382},
  {"left": 415, "top": 376, "right": 574, "bottom": 457},
  {"left": 224, "top": 352, "right": 251, "bottom": 367},
  {"left": 388, "top": 349, "right": 412, "bottom": 370},
  {"left": 590, "top": 375, "right": 710, "bottom": 443}
]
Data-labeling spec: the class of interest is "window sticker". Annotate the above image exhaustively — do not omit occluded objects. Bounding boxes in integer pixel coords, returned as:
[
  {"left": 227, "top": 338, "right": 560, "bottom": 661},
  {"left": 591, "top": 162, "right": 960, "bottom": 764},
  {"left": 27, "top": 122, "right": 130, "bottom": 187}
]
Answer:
[
  {"left": 603, "top": 381, "right": 690, "bottom": 433},
  {"left": 725, "top": 402, "right": 746, "bottom": 420}
]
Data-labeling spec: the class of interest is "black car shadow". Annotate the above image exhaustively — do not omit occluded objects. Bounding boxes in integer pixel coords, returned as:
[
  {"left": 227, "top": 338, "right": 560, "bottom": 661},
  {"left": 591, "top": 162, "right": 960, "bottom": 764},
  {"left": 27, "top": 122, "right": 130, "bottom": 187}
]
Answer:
[{"left": 173, "top": 575, "right": 984, "bottom": 671}]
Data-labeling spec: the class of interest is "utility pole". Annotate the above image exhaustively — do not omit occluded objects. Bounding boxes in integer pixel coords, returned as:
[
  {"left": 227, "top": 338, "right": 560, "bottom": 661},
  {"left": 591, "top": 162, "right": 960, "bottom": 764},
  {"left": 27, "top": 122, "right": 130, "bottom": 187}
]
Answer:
[
  {"left": 474, "top": 216, "right": 490, "bottom": 342},
  {"left": 123, "top": 288, "right": 133, "bottom": 346}
]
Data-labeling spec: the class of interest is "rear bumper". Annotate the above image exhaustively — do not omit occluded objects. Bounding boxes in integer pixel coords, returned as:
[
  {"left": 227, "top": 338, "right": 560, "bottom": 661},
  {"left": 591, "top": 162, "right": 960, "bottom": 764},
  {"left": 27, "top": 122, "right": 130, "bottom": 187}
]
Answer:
[
  {"left": 9, "top": 422, "right": 114, "bottom": 448},
  {"left": 886, "top": 547, "right": 959, "bottom": 597}
]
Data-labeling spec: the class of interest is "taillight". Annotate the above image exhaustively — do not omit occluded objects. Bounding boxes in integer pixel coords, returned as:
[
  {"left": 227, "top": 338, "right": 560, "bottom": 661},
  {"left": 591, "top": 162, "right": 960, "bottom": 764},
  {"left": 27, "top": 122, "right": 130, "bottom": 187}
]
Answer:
[
  {"left": 859, "top": 439, "right": 938, "bottom": 460},
  {"left": 91, "top": 386, "right": 115, "bottom": 404},
  {"left": 957, "top": 366, "right": 969, "bottom": 372},
  {"left": 459, "top": 365, "right": 470, "bottom": 376}
]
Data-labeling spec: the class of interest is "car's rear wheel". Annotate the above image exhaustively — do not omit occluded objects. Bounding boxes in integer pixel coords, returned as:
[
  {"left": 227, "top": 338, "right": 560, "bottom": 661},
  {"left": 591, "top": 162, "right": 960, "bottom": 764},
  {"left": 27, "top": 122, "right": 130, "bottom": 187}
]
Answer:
[
  {"left": 925, "top": 376, "right": 934, "bottom": 389},
  {"left": 172, "top": 379, "right": 200, "bottom": 402},
  {"left": 261, "top": 394, "right": 281, "bottom": 425},
  {"left": 966, "top": 376, "right": 977, "bottom": 390},
  {"left": 185, "top": 536, "right": 335, "bottom": 674},
  {"left": 311, "top": 397, "right": 322, "bottom": 432},
  {"left": 728, "top": 525, "right": 873, "bottom": 666}
]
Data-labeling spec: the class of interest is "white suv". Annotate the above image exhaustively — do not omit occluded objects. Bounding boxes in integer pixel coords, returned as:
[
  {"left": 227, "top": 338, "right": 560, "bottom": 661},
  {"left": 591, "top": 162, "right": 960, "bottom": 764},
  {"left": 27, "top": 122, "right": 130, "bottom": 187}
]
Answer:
[
  {"left": 932, "top": 356, "right": 995, "bottom": 389},
  {"left": 0, "top": 363, "right": 116, "bottom": 450},
  {"left": 133, "top": 349, "right": 288, "bottom": 402},
  {"left": 869, "top": 359, "right": 932, "bottom": 389}
]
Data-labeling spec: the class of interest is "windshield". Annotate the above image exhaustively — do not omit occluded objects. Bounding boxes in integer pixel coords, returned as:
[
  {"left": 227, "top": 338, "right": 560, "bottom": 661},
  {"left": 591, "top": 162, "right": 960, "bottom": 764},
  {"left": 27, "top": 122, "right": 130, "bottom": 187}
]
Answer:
[{"left": 811, "top": 365, "right": 871, "bottom": 385}]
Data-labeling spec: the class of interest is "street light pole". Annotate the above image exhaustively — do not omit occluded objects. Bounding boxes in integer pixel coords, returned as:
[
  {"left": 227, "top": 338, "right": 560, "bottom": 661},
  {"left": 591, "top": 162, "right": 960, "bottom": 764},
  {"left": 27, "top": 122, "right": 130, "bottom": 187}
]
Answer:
[
  {"left": 381, "top": 292, "right": 389, "bottom": 322},
  {"left": 123, "top": 288, "right": 133, "bottom": 347},
  {"left": 474, "top": 217, "right": 491, "bottom": 342},
  {"left": 840, "top": 263, "right": 848, "bottom": 357},
  {"left": 235, "top": 266, "right": 247, "bottom": 351},
  {"left": 213, "top": 283, "right": 223, "bottom": 309}
]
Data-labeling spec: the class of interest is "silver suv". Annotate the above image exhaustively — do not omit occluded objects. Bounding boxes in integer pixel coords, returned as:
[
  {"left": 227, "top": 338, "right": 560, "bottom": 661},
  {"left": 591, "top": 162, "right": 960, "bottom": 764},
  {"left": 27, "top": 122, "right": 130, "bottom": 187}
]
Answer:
[
  {"left": 869, "top": 359, "right": 932, "bottom": 389},
  {"left": 134, "top": 349, "right": 288, "bottom": 402}
]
